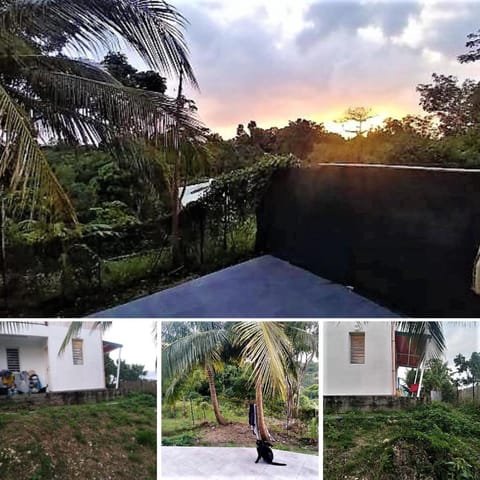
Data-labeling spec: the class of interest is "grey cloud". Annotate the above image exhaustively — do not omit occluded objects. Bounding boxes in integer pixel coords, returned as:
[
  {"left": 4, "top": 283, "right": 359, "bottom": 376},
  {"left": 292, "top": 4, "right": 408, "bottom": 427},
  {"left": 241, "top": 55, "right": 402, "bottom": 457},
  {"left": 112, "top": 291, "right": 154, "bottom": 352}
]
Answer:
[
  {"left": 369, "top": 2, "right": 422, "bottom": 36},
  {"left": 297, "top": 1, "right": 421, "bottom": 51},
  {"left": 298, "top": 2, "right": 367, "bottom": 50},
  {"left": 422, "top": 2, "right": 480, "bottom": 59},
  {"left": 173, "top": 1, "right": 476, "bottom": 136}
]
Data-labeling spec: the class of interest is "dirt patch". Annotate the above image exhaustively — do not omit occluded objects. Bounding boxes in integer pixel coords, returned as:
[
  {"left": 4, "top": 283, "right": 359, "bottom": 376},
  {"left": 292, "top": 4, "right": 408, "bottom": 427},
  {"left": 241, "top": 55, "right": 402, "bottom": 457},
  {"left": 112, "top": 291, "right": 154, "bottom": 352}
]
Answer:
[
  {"left": 201, "top": 422, "right": 256, "bottom": 446},
  {"left": 186, "top": 421, "right": 318, "bottom": 453}
]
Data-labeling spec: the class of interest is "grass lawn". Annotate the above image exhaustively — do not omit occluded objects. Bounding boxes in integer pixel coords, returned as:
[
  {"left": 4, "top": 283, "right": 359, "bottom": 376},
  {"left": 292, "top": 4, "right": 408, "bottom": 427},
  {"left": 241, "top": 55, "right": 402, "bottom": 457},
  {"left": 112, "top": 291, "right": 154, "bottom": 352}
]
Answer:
[{"left": 0, "top": 393, "right": 156, "bottom": 480}]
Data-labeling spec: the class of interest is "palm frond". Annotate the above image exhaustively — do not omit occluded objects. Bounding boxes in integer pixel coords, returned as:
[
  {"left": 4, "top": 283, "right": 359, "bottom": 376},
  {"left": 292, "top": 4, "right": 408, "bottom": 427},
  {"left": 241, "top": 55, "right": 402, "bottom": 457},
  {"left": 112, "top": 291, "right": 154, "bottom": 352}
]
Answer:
[
  {"left": 0, "top": 83, "right": 77, "bottom": 221},
  {"left": 285, "top": 322, "right": 319, "bottom": 357},
  {"left": 25, "top": 70, "right": 202, "bottom": 142},
  {"left": 396, "top": 321, "right": 446, "bottom": 359},
  {"left": 163, "top": 368, "right": 189, "bottom": 401},
  {"left": 0, "top": 321, "right": 32, "bottom": 333},
  {"left": 9, "top": 55, "right": 123, "bottom": 84},
  {"left": 162, "top": 328, "right": 227, "bottom": 380},
  {"left": 1, "top": 0, "right": 198, "bottom": 88},
  {"left": 58, "top": 320, "right": 110, "bottom": 354},
  {"left": 233, "top": 321, "right": 292, "bottom": 399}
]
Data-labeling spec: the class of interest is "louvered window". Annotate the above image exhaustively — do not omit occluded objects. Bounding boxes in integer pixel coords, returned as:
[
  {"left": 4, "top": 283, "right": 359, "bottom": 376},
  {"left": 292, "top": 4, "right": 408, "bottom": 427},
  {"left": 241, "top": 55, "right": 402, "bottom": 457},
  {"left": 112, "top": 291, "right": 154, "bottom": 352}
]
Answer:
[
  {"left": 72, "top": 339, "right": 83, "bottom": 365},
  {"left": 350, "top": 333, "right": 365, "bottom": 364},
  {"left": 6, "top": 348, "right": 20, "bottom": 371}
]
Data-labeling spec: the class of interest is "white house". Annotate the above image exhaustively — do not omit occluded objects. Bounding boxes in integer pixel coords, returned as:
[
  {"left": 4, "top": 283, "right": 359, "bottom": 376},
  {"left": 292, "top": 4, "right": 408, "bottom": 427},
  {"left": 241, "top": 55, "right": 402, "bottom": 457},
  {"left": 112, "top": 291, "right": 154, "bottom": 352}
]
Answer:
[
  {"left": 324, "top": 321, "right": 425, "bottom": 396},
  {"left": 0, "top": 322, "right": 113, "bottom": 393}
]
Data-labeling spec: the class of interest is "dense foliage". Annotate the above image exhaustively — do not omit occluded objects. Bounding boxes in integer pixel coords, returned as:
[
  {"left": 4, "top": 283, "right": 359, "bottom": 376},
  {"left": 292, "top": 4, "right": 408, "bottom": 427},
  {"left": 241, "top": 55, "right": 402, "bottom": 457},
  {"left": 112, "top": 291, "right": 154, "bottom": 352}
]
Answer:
[
  {"left": 104, "top": 354, "right": 147, "bottom": 383},
  {"left": 2, "top": 153, "right": 298, "bottom": 315},
  {"left": 161, "top": 321, "right": 318, "bottom": 447},
  {"left": 325, "top": 402, "right": 480, "bottom": 480}
]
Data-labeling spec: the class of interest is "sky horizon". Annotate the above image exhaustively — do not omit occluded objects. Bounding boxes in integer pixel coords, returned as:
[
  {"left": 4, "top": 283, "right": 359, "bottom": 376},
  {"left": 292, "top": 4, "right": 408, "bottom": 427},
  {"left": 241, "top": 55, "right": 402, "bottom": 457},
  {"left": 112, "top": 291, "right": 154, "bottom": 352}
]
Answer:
[{"left": 123, "top": 0, "right": 480, "bottom": 139}]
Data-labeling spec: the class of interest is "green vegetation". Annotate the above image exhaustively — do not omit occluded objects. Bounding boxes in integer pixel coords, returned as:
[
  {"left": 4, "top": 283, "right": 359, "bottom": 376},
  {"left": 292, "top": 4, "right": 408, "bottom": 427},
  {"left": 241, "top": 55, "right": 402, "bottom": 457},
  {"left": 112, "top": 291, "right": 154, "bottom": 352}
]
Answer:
[
  {"left": 104, "top": 354, "right": 146, "bottom": 383},
  {"left": 0, "top": 393, "right": 156, "bottom": 480},
  {"left": 4, "top": 153, "right": 294, "bottom": 316},
  {"left": 162, "top": 321, "right": 318, "bottom": 452},
  {"left": 324, "top": 402, "right": 480, "bottom": 480},
  {"left": 2, "top": 0, "right": 480, "bottom": 319}
]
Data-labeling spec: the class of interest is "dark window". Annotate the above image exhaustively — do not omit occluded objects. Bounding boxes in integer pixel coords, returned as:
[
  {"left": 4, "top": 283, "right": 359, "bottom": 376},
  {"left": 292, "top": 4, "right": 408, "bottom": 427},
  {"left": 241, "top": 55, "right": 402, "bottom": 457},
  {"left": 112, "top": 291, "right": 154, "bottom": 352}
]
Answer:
[{"left": 6, "top": 348, "right": 20, "bottom": 371}]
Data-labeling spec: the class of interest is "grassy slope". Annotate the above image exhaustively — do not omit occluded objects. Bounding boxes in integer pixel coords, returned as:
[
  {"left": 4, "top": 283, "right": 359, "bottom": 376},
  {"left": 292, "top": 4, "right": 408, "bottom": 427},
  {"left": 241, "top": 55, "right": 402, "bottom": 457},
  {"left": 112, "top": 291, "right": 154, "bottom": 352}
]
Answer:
[
  {"left": 0, "top": 393, "right": 156, "bottom": 480},
  {"left": 324, "top": 402, "right": 480, "bottom": 480}
]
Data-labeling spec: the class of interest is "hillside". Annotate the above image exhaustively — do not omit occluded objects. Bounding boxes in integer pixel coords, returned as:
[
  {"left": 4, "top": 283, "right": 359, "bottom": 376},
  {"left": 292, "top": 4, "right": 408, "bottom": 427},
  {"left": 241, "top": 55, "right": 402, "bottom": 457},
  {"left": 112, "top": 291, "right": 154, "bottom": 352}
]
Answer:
[
  {"left": 324, "top": 402, "right": 480, "bottom": 480},
  {"left": 0, "top": 393, "right": 156, "bottom": 480}
]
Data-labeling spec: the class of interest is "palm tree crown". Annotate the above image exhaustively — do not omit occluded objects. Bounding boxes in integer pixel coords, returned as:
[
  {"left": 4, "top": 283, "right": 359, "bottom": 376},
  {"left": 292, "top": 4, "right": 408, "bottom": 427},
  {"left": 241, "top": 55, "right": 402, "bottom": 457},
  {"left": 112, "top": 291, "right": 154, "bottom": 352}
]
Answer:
[{"left": 0, "top": 0, "right": 200, "bottom": 221}]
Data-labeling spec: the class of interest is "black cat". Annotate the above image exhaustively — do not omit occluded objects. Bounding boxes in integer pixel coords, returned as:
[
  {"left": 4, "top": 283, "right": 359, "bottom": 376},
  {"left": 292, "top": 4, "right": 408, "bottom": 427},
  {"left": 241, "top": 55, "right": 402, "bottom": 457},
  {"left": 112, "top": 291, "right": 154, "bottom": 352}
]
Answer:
[{"left": 255, "top": 440, "right": 287, "bottom": 466}]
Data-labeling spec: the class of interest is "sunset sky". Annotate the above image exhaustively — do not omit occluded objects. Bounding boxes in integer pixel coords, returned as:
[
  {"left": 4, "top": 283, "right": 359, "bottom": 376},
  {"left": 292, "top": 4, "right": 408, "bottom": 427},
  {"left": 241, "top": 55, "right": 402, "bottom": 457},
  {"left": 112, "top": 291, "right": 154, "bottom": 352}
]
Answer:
[{"left": 138, "top": 0, "right": 480, "bottom": 139}]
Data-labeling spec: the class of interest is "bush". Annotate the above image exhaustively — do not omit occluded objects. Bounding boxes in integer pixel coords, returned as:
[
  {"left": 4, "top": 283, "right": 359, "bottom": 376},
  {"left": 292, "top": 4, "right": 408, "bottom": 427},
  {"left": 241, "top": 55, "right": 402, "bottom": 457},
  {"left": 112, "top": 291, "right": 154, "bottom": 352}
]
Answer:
[
  {"left": 135, "top": 429, "right": 156, "bottom": 450},
  {"left": 162, "top": 434, "right": 197, "bottom": 446}
]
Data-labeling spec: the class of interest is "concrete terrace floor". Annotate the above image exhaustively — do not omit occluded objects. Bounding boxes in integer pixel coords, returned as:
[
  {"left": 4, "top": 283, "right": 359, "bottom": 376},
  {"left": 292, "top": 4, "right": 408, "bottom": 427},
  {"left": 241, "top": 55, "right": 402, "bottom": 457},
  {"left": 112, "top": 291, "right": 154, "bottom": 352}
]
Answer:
[
  {"left": 93, "top": 255, "right": 399, "bottom": 317},
  {"left": 161, "top": 446, "right": 319, "bottom": 480}
]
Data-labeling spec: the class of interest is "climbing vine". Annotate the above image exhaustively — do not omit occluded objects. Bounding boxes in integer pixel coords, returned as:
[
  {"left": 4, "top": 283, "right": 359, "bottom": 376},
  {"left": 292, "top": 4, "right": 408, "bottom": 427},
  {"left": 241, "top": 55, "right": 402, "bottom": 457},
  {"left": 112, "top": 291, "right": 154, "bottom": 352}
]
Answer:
[{"left": 180, "top": 154, "right": 300, "bottom": 266}]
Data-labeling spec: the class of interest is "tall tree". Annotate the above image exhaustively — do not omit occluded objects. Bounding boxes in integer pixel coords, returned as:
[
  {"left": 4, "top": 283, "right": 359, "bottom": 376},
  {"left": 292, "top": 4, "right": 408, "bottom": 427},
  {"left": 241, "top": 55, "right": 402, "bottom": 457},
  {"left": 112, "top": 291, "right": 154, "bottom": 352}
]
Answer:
[
  {"left": 458, "top": 28, "right": 480, "bottom": 64},
  {"left": 102, "top": 51, "right": 167, "bottom": 93},
  {"left": 275, "top": 118, "right": 325, "bottom": 160},
  {"left": 104, "top": 354, "right": 146, "bottom": 382},
  {"left": 417, "top": 74, "right": 480, "bottom": 136},
  {"left": 233, "top": 321, "right": 293, "bottom": 441},
  {"left": 162, "top": 322, "right": 228, "bottom": 425},
  {"left": 0, "top": 0, "right": 199, "bottom": 221},
  {"left": 454, "top": 352, "right": 480, "bottom": 398},
  {"left": 284, "top": 322, "right": 318, "bottom": 421},
  {"left": 336, "top": 107, "right": 376, "bottom": 136}
]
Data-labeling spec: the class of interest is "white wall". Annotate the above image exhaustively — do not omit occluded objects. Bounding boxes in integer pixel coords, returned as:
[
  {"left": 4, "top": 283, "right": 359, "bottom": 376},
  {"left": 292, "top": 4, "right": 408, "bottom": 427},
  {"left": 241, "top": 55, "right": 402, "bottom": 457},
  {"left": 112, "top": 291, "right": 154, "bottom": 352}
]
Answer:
[
  {"left": 0, "top": 337, "right": 48, "bottom": 386},
  {"left": 0, "top": 322, "right": 105, "bottom": 392},
  {"left": 47, "top": 323, "right": 105, "bottom": 392},
  {"left": 324, "top": 321, "right": 395, "bottom": 395}
]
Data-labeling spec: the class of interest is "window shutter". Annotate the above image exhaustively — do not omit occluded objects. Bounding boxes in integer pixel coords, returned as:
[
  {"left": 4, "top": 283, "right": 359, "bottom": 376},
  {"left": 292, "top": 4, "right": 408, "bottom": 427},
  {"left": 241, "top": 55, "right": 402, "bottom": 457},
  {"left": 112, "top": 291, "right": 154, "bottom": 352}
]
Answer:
[
  {"left": 72, "top": 339, "right": 84, "bottom": 365},
  {"left": 350, "top": 333, "right": 365, "bottom": 364},
  {"left": 6, "top": 348, "right": 20, "bottom": 371}
]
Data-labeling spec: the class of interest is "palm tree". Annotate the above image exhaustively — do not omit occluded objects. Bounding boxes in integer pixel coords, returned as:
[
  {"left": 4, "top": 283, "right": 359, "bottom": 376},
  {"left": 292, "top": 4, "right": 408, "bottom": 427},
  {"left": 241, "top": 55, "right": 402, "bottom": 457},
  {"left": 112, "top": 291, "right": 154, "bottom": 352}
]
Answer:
[
  {"left": 233, "top": 321, "right": 293, "bottom": 441},
  {"left": 284, "top": 322, "right": 318, "bottom": 421},
  {"left": 0, "top": 0, "right": 200, "bottom": 221},
  {"left": 162, "top": 322, "right": 229, "bottom": 425}
]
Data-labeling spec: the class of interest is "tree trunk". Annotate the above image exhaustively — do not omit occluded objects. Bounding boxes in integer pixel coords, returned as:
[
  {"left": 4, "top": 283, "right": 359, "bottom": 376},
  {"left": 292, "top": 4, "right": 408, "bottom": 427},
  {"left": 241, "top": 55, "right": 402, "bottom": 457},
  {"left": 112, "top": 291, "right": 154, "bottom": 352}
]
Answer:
[
  {"left": 256, "top": 382, "right": 271, "bottom": 441},
  {"left": 190, "top": 396, "right": 195, "bottom": 427},
  {"left": 171, "top": 178, "right": 181, "bottom": 266},
  {"left": 286, "top": 380, "right": 294, "bottom": 432},
  {"left": 0, "top": 191, "right": 7, "bottom": 311},
  {"left": 205, "top": 364, "right": 227, "bottom": 425},
  {"left": 171, "top": 68, "right": 184, "bottom": 267}
]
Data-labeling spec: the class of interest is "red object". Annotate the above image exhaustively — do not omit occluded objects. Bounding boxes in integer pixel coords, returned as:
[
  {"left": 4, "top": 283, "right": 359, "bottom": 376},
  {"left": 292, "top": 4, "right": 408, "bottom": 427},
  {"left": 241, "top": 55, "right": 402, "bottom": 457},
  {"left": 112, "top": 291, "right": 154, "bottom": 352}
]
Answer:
[
  {"left": 395, "top": 332, "right": 426, "bottom": 368},
  {"left": 409, "top": 384, "right": 419, "bottom": 394}
]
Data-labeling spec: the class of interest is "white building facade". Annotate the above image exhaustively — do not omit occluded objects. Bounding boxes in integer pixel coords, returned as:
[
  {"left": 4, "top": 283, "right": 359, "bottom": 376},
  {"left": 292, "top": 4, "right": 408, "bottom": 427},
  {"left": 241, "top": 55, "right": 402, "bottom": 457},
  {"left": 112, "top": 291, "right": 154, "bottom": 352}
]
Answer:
[
  {"left": 0, "top": 322, "right": 105, "bottom": 392},
  {"left": 324, "top": 321, "right": 396, "bottom": 396}
]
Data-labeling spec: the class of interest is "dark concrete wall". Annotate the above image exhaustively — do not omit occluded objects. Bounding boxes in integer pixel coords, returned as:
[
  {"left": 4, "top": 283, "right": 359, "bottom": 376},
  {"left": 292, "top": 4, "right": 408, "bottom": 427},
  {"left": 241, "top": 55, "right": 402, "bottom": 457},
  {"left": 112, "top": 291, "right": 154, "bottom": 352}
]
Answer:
[
  {"left": 324, "top": 395, "right": 425, "bottom": 413},
  {"left": 256, "top": 165, "right": 480, "bottom": 317}
]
